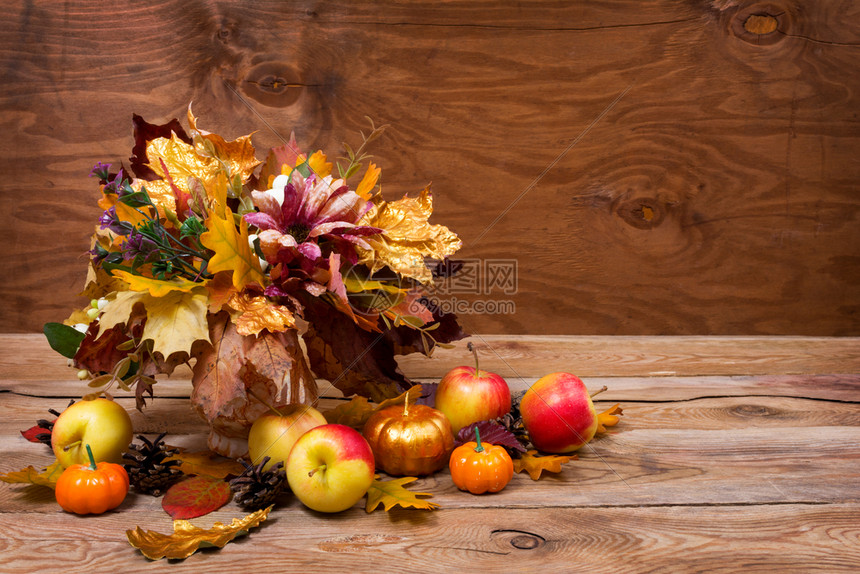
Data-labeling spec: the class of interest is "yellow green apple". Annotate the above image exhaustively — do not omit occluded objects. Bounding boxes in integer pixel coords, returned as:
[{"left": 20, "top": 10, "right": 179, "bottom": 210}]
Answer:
[
  {"left": 51, "top": 398, "right": 133, "bottom": 467},
  {"left": 247, "top": 404, "right": 327, "bottom": 471}
]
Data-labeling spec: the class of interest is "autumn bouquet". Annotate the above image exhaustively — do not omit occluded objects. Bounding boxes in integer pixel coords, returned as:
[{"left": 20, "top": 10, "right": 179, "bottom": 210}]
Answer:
[{"left": 46, "top": 107, "right": 466, "bottom": 457}]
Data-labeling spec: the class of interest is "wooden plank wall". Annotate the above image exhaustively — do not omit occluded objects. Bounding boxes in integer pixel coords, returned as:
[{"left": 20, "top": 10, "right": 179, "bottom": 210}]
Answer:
[{"left": 1, "top": 0, "right": 858, "bottom": 335}]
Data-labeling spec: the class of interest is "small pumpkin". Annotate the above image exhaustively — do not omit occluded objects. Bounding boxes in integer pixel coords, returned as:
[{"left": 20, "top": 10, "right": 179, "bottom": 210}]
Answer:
[
  {"left": 363, "top": 395, "right": 454, "bottom": 476},
  {"left": 55, "top": 443, "right": 129, "bottom": 515},
  {"left": 449, "top": 426, "right": 513, "bottom": 494}
]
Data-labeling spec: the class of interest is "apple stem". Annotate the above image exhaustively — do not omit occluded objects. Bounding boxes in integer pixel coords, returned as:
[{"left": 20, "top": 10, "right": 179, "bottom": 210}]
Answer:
[
  {"left": 474, "top": 425, "right": 484, "bottom": 453},
  {"left": 247, "top": 388, "right": 285, "bottom": 417},
  {"left": 308, "top": 464, "right": 326, "bottom": 478},
  {"left": 85, "top": 443, "right": 97, "bottom": 471},
  {"left": 590, "top": 385, "right": 609, "bottom": 399},
  {"left": 62, "top": 440, "right": 82, "bottom": 452},
  {"left": 467, "top": 342, "right": 481, "bottom": 377}
]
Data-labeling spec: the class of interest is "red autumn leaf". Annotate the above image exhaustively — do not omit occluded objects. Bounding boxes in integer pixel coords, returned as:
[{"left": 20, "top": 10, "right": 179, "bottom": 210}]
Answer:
[
  {"left": 455, "top": 420, "right": 527, "bottom": 453},
  {"left": 20, "top": 424, "right": 51, "bottom": 443},
  {"left": 162, "top": 475, "right": 232, "bottom": 520}
]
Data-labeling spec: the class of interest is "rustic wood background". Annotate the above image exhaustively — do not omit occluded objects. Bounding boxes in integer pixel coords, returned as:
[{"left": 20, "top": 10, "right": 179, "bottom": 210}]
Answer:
[{"left": 1, "top": 0, "right": 858, "bottom": 335}]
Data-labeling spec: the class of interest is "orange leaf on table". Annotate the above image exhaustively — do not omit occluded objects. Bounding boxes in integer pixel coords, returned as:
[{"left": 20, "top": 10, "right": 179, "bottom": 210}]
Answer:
[
  {"left": 513, "top": 450, "right": 577, "bottom": 481},
  {"left": 596, "top": 404, "right": 624, "bottom": 434},
  {"left": 163, "top": 448, "right": 246, "bottom": 479},
  {"left": 162, "top": 475, "right": 232, "bottom": 520},
  {"left": 365, "top": 476, "right": 439, "bottom": 512}
]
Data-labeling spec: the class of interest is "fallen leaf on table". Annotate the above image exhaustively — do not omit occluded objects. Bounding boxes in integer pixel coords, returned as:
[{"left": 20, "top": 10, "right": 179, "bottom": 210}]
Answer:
[
  {"left": 127, "top": 505, "right": 272, "bottom": 561},
  {"left": 365, "top": 476, "right": 439, "bottom": 512},
  {"left": 596, "top": 404, "right": 624, "bottom": 433},
  {"left": 162, "top": 475, "right": 232, "bottom": 519},
  {"left": 513, "top": 450, "right": 577, "bottom": 481},
  {"left": 20, "top": 424, "right": 52, "bottom": 444},
  {"left": 163, "top": 448, "right": 246, "bottom": 479},
  {"left": 0, "top": 460, "right": 64, "bottom": 489}
]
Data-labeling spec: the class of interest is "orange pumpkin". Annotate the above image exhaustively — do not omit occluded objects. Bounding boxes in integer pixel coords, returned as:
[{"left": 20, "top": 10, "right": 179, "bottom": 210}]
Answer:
[
  {"left": 55, "top": 444, "right": 129, "bottom": 515},
  {"left": 449, "top": 426, "right": 513, "bottom": 494},
  {"left": 363, "top": 397, "right": 454, "bottom": 476}
]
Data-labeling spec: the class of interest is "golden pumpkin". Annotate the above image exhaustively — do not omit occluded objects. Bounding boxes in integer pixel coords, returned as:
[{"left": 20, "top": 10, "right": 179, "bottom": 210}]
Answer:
[{"left": 362, "top": 398, "right": 454, "bottom": 476}]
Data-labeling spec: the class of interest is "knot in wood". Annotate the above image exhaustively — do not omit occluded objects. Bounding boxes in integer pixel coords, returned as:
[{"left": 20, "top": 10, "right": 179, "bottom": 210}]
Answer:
[
  {"left": 730, "top": 4, "right": 789, "bottom": 46},
  {"left": 242, "top": 62, "right": 302, "bottom": 108},
  {"left": 491, "top": 529, "right": 546, "bottom": 551},
  {"left": 616, "top": 197, "right": 665, "bottom": 230},
  {"left": 731, "top": 404, "right": 781, "bottom": 418},
  {"left": 744, "top": 14, "right": 778, "bottom": 35}
]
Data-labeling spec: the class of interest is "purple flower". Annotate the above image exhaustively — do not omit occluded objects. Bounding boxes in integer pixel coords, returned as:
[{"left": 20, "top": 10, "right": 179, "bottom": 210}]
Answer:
[
  {"left": 122, "top": 232, "right": 159, "bottom": 262},
  {"left": 98, "top": 206, "right": 133, "bottom": 236},
  {"left": 90, "top": 162, "right": 111, "bottom": 180}
]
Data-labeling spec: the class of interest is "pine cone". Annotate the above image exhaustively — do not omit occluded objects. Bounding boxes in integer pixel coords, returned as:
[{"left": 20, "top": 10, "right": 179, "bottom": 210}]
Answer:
[
  {"left": 123, "top": 433, "right": 183, "bottom": 496},
  {"left": 497, "top": 390, "right": 529, "bottom": 447},
  {"left": 229, "top": 457, "right": 287, "bottom": 511}
]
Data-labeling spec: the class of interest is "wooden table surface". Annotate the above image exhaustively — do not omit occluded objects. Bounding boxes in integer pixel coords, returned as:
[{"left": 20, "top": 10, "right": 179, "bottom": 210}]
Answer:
[{"left": 1, "top": 334, "right": 858, "bottom": 573}]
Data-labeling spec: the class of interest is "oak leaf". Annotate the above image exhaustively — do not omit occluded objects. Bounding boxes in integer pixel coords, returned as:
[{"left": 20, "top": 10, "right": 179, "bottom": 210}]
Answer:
[
  {"left": 162, "top": 475, "right": 232, "bottom": 519},
  {"left": 201, "top": 208, "right": 265, "bottom": 290},
  {"left": 127, "top": 506, "right": 272, "bottom": 561},
  {"left": 513, "top": 450, "right": 577, "bottom": 481},
  {"left": 365, "top": 476, "right": 439, "bottom": 512},
  {"left": 163, "top": 448, "right": 246, "bottom": 479},
  {"left": 596, "top": 404, "right": 624, "bottom": 434},
  {"left": 0, "top": 460, "right": 64, "bottom": 489}
]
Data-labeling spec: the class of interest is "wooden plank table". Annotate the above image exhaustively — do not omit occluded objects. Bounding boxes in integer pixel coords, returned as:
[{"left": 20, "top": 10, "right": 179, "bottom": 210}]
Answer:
[{"left": 1, "top": 334, "right": 858, "bottom": 572}]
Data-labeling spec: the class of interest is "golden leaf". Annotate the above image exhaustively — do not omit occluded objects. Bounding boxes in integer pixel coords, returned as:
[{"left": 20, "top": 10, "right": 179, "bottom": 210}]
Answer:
[
  {"left": 0, "top": 460, "right": 63, "bottom": 489},
  {"left": 356, "top": 186, "right": 461, "bottom": 284},
  {"left": 187, "top": 106, "right": 261, "bottom": 184},
  {"left": 513, "top": 450, "right": 577, "bottom": 481},
  {"left": 163, "top": 448, "right": 246, "bottom": 479},
  {"left": 596, "top": 404, "right": 624, "bottom": 434},
  {"left": 227, "top": 291, "right": 295, "bottom": 336},
  {"left": 201, "top": 209, "right": 266, "bottom": 290},
  {"left": 365, "top": 476, "right": 439, "bottom": 512},
  {"left": 145, "top": 133, "right": 220, "bottom": 214},
  {"left": 99, "top": 289, "right": 210, "bottom": 358},
  {"left": 127, "top": 506, "right": 272, "bottom": 560},
  {"left": 324, "top": 395, "right": 376, "bottom": 429},
  {"left": 112, "top": 270, "right": 205, "bottom": 298}
]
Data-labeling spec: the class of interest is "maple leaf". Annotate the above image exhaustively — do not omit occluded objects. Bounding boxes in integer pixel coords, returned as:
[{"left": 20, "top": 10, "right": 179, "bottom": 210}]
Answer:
[
  {"left": 162, "top": 475, "right": 232, "bottom": 519},
  {"left": 98, "top": 289, "right": 210, "bottom": 359},
  {"left": 596, "top": 404, "right": 624, "bottom": 434},
  {"left": 0, "top": 460, "right": 64, "bottom": 489},
  {"left": 513, "top": 450, "right": 577, "bottom": 481},
  {"left": 226, "top": 291, "right": 295, "bottom": 336},
  {"left": 365, "top": 476, "right": 439, "bottom": 512},
  {"left": 190, "top": 313, "right": 317, "bottom": 429},
  {"left": 201, "top": 208, "right": 266, "bottom": 291},
  {"left": 163, "top": 448, "right": 246, "bottom": 479},
  {"left": 455, "top": 420, "right": 526, "bottom": 453},
  {"left": 127, "top": 506, "right": 272, "bottom": 561},
  {"left": 130, "top": 114, "right": 192, "bottom": 181},
  {"left": 356, "top": 186, "right": 462, "bottom": 284}
]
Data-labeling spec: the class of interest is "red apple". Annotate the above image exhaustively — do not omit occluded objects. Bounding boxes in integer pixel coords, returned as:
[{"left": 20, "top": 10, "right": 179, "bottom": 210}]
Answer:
[
  {"left": 435, "top": 343, "right": 511, "bottom": 434},
  {"left": 286, "top": 424, "right": 375, "bottom": 513},
  {"left": 520, "top": 372, "right": 598, "bottom": 453},
  {"left": 248, "top": 404, "right": 327, "bottom": 472}
]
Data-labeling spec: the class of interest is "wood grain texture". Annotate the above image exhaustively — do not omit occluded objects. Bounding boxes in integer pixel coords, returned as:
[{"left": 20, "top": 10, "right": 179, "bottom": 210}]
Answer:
[
  {"left": 0, "top": 1, "right": 858, "bottom": 335},
  {"left": 1, "top": 334, "right": 859, "bottom": 571}
]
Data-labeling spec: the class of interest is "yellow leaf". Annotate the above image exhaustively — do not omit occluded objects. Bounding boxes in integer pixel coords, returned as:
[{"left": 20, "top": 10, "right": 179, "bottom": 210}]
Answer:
[
  {"left": 145, "top": 133, "right": 220, "bottom": 214},
  {"left": 112, "top": 270, "right": 204, "bottom": 298},
  {"left": 324, "top": 396, "right": 375, "bottom": 429},
  {"left": 0, "top": 459, "right": 63, "bottom": 489},
  {"left": 187, "top": 106, "right": 261, "bottom": 184},
  {"left": 365, "top": 476, "right": 439, "bottom": 512},
  {"left": 596, "top": 403, "right": 624, "bottom": 434},
  {"left": 355, "top": 161, "right": 380, "bottom": 200},
  {"left": 356, "top": 186, "right": 461, "bottom": 284},
  {"left": 163, "top": 448, "right": 246, "bottom": 479},
  {"left": 201, "top": 209, "right": 265, "bottom": 290},
  {"left": 307, "top": 150, "right": 333, "bottom": 178},
  {"left": 99, "top": 289, "right": 210, "bottom": 358},
  {"left": 513, "top": 450, "right": 576, "bottom": 481},
  {"left": 226, "top": 291, "right": 295, "bottom": 336},
  {"left": 127, "top": 506, "right": 272, "bottom": 560}
]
